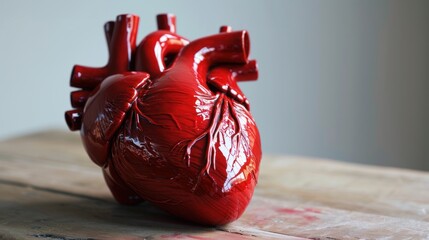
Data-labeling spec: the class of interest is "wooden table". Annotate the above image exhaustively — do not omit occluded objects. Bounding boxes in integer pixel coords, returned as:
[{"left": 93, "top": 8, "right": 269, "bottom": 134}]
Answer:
[{"left": 0, "top": 130, "right": 428, "bottom": 239}]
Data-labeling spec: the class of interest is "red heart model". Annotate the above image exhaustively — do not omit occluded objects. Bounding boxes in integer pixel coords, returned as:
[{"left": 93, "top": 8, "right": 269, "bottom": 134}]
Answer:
[{"left": 65, "top": 14, "right": 262, "bottom": 226}]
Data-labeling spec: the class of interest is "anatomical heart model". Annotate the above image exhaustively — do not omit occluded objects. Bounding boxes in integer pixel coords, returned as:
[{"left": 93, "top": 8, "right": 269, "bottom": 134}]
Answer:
[{"left": 65, "top": 13, "right": 262, "bottom": 226}]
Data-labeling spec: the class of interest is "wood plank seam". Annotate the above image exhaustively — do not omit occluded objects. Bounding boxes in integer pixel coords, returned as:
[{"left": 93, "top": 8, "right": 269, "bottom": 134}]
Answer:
[{"left": 0, "top": 179, "right": 108, "bottom": 203}]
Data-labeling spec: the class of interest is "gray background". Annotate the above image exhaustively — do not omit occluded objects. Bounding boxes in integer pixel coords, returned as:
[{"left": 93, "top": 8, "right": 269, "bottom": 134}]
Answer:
[{"left": 0, "top": 0, "right": 428, "bottom": 170}]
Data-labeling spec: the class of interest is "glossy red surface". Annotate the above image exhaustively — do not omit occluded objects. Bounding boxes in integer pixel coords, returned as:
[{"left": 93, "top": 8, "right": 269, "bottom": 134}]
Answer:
[{"left": 65, "top": 13, "right": 262, "bottom": 226}]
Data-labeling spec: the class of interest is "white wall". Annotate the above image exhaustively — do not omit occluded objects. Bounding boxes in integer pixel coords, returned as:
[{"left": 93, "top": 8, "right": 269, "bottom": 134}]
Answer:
[{"left": 0, "top": 0, "right": 428, "bottom": 170}]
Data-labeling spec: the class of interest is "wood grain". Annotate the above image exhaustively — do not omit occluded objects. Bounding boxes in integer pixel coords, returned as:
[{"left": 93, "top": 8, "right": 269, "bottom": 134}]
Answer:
[{"left": 1, "top": 130, "right": 428, "bottom": 239}]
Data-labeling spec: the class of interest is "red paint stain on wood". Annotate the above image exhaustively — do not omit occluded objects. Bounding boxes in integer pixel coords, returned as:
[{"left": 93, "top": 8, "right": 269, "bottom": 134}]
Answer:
[
  {"left": 304, "top": 207, "right": 322, "bottom": 214},
  {"left": 277, "top": 208, "right": 305, "bottom": 214},
  {"left": 160, "top": 233, "right": 211, "bottom": 240},
  {"left": 303, "top": 215, "right": 318, "bottom": 221},
  {"left": 276, "top": 207, "right": 321, "bottom": 223}
]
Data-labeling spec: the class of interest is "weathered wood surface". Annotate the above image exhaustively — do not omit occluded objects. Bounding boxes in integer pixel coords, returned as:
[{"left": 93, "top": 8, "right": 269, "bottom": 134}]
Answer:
[{"left": 0, "top": 130, "right": 428, "bottom": 239}]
